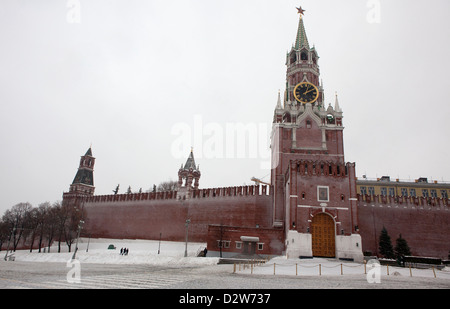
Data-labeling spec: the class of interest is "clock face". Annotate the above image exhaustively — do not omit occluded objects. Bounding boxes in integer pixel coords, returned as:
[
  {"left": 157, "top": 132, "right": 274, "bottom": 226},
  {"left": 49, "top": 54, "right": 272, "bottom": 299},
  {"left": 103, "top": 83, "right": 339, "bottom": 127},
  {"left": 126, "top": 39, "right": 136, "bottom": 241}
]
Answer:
[{"left": 293, "top": 82, "right": 319, "bottom": 104}]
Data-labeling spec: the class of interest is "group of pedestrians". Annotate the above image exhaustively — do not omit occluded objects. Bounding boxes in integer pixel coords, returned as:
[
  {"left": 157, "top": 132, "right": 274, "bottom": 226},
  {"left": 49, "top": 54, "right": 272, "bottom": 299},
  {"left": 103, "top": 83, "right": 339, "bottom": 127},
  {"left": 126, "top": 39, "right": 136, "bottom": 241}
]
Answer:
[{"left": 120, "top": 247, "right": 129, "bottom": 255}]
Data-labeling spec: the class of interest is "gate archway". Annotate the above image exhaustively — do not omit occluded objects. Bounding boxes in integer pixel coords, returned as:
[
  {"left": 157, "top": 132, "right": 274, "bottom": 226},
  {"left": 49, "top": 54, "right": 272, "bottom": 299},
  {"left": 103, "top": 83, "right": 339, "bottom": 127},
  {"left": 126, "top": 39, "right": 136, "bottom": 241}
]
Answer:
[{"left": 311, "top": 213, "right": 335, "bottom": 257}]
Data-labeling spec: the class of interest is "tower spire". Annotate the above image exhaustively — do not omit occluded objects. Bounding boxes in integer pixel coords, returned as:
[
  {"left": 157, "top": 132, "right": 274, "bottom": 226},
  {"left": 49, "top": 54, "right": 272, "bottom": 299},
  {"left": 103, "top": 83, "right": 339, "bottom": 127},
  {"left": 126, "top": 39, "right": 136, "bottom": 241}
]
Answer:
[
  {"left": 65, "top": 147, "right": 96, "bottom": 197},
  {"left": 334, "top": 91, "right": 342, "bottom": 112},
  {"left": 177, "top": 149, "right": 201, "bottom": 200},
  {"left": 276, "top": 90, "right": 282, "bottom": 109},
  {"left": 295, "top": 6, "right": 309, "bottom": 50},
  {"left": 183, "top": 148, "right": 198, "bottom": 171}
]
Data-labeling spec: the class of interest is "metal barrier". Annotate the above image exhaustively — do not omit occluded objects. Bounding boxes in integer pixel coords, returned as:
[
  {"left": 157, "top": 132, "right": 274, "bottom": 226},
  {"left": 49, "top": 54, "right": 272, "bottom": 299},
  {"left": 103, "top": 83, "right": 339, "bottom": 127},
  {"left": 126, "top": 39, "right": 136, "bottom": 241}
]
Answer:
[{"left": 233, "top": 259, "right": 448, "bottom": 279}]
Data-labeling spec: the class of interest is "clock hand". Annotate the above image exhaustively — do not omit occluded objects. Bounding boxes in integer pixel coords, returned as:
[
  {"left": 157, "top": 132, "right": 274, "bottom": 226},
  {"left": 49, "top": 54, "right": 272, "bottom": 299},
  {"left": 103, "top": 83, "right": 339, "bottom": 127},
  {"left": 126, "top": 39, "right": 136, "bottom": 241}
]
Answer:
[
  {"left": 302, "top": 85, "right": 312, "bottom": 96},
  {"left": 304, "top": 87, "right": 316, "bottom": 95}
]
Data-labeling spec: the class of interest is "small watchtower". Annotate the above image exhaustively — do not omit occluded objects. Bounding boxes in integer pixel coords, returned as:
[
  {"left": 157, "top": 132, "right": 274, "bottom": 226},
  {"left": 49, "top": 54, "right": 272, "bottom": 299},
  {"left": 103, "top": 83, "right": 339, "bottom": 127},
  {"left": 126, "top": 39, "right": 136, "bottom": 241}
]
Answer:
[{"left": 177, "top": 149, "right": 201, "bottom": 200}]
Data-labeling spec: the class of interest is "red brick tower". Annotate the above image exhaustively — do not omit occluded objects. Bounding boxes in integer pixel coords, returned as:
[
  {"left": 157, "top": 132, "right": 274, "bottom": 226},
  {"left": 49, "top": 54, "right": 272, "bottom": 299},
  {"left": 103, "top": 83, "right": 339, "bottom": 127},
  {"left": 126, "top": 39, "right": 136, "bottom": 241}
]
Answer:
[
  {"left": 63, "top": 147, "right": 96, "bottom": 205},
  {"left": 271, "top": 8, "right": 362, "bottom": 261},
  {"left": 177, "top": 149, "right": 201, "bottom": 200}
]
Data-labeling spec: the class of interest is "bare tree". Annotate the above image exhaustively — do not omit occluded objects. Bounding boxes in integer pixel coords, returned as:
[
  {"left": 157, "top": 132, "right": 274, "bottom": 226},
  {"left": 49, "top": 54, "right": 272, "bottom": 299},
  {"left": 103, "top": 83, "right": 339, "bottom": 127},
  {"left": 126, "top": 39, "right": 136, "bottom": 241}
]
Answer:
[
  {"left": 54, "top": 202, "right": 69, "bottom": 253},
  {"left": 64, "top": 205, "right": 85, "bottom": 252},
  {"left": 26, "top": 207, "right": 40, "bottom": 252},
  {"left": 157, "top": 180, "right": 178, "bottom": 192},
  {"left": 34, "top": 202, "right": 51, "bottom": 252},
  {"left": 0, "top": 200, "right": 85, "bottom": 253},
  {"left": 0, "top": 220, "right": 9, "bottom": 251},
  {"left": 2, "top": 203, "right": 33, "bottom": 251},
  {"left": 44, "top": 202, "right": 59, "bottom": 253}
]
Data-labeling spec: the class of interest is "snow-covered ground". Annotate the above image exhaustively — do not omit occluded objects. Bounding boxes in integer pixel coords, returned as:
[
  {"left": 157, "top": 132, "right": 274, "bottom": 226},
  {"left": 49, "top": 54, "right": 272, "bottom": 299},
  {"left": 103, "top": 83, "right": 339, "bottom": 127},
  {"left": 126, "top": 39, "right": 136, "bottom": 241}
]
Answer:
[
  {"left": 237, "top": 256, "right": 450, "bottom": 280},
  {"left": 9, "top": 238, "right": 450, "bottom": 281},
  {"left": 11, "top": 238, "right": 219, "bottom": 266}
]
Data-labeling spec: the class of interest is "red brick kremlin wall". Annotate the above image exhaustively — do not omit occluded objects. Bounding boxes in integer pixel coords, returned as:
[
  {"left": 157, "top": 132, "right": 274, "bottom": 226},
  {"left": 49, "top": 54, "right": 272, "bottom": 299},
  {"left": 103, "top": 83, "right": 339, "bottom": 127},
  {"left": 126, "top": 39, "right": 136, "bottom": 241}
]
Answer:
[
  {"left": 79, "top": 186, "right": 450, "bottom": 259},
  {"left": 82, "top": 185, "right": 275, "bottom": 243},
  {"left": 356, "top": 194, "right": 450, "bottom": 259}
]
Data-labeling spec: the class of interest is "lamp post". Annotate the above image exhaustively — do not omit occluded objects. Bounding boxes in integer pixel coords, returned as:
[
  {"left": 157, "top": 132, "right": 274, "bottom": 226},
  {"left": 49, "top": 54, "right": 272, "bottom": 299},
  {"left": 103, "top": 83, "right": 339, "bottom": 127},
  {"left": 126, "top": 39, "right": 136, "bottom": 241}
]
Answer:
[
  {"left": 184, "top": 219, "right": 191, "bottom": 257},
  {"left": 158, "top": 232, "right": 162, "bottom": 254},
  {"left": 72, "top": 220, "right": 85, "bottom": 260},
  {"left": 86, "top": 233, "right": 91, "bottom": 252}
]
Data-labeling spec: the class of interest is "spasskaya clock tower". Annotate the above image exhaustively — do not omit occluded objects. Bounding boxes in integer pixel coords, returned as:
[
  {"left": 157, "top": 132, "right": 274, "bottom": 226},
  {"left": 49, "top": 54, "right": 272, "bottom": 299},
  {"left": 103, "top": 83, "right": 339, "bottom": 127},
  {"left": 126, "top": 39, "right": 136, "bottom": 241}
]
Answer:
[
  {"left": 271, "top": 7, "right": 363, "bottom": 262},
  {"left": 286, "top": 7, "right": 322, "bottom": 106}
]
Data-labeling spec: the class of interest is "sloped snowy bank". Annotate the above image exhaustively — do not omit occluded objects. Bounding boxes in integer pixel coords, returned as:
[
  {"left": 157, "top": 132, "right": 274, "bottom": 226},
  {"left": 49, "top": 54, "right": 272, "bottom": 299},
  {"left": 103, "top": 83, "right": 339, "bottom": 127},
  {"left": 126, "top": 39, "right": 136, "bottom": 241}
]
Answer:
[{"left": 11, "top": 238, "right": 219, "bottom": 266}]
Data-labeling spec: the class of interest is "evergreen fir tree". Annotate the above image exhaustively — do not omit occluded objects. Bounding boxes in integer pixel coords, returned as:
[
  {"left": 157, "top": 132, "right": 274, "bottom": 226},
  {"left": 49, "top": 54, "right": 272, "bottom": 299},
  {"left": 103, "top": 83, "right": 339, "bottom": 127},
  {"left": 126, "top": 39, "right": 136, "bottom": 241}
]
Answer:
[
  {"left": 378, "top": 227, "right": 394, "bottom": 259},
  {"left": 113, "top": 184, "right": 119, "bottom": 195},
  {"left": 394, "top": 234, "right": 411, "bottom": 258}
]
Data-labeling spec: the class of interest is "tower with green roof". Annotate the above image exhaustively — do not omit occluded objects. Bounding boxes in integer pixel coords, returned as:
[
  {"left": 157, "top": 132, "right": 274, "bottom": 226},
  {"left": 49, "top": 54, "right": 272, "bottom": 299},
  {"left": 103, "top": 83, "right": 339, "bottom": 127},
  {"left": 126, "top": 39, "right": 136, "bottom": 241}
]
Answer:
[
  {"left": 69, "top": 147, "right": 95, "bottom": 196},
  {"left": 177, "top": 149, "right": 201, "bottom": 200},
  {"left": 62, "top": 147, "right": 96, "bottom": 206},
  {"left": 270, "top": 7, "right": 362, "bottom": 262},
  {"left": 285, "top": 7, "right": 323, "bottom": 106}
]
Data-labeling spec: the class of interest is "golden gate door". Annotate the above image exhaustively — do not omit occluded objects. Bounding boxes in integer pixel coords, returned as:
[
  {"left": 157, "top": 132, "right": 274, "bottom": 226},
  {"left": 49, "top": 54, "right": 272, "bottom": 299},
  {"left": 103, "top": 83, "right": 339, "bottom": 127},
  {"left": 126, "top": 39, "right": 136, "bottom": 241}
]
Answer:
[{"left": 311, "top": 213, "right": 335, "bottom": 257}]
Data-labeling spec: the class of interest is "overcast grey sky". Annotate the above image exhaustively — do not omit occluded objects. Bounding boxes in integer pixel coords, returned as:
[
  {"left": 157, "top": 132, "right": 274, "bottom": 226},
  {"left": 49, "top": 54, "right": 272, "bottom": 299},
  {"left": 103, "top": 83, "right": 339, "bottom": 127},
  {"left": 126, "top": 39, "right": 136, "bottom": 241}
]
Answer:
[{"left": 1, "top": 0, "right": 449, "bottom": 214}]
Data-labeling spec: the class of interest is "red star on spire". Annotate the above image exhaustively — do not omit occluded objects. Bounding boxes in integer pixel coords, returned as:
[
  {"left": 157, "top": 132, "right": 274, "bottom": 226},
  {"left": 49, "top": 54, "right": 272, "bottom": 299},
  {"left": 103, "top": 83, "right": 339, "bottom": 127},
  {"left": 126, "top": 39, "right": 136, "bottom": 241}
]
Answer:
[{"left": 296, "top": 6, "right": 305, "bottom": 15}]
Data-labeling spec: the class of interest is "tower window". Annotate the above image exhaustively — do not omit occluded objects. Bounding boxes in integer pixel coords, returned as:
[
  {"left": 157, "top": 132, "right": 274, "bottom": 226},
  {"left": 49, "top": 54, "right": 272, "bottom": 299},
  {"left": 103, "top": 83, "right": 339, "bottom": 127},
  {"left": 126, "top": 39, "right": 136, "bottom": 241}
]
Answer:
[
  {"left": 317, "top": 186, "right": 329, "bottom": 202},
  {"left": 290, "top": 53, "right": 297, "bottom": 64},
  {"left": 306, "top": 120, "right": 311, "bottom": 129},
  {"left": 301, "top": 52, "right": 308, "bottom": 60}
]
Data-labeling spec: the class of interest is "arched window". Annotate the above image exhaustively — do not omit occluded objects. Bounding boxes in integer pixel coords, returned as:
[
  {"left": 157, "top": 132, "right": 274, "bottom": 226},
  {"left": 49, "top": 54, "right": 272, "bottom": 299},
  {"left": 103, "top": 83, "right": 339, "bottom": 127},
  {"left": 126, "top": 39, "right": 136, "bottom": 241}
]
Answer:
[
  {"left": 290, "top": 53, "right": 297, "bottom": 64},
  {"left": 301, "top": 52, "right": 308, "bottom": 60}
]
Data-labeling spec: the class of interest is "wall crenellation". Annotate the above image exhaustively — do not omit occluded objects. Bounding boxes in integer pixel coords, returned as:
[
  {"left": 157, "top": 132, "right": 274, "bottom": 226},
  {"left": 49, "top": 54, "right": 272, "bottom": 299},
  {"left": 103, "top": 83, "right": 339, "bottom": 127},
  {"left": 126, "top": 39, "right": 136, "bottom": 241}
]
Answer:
[
  {"left": 83, "top": 185, "right": 273, "bottom": 204},
  {"left": 293, "top": 160, "right": 351, "bottom": 177},
  {"left": 192, "top": 185, "right": 272, "bottom": 198}
]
